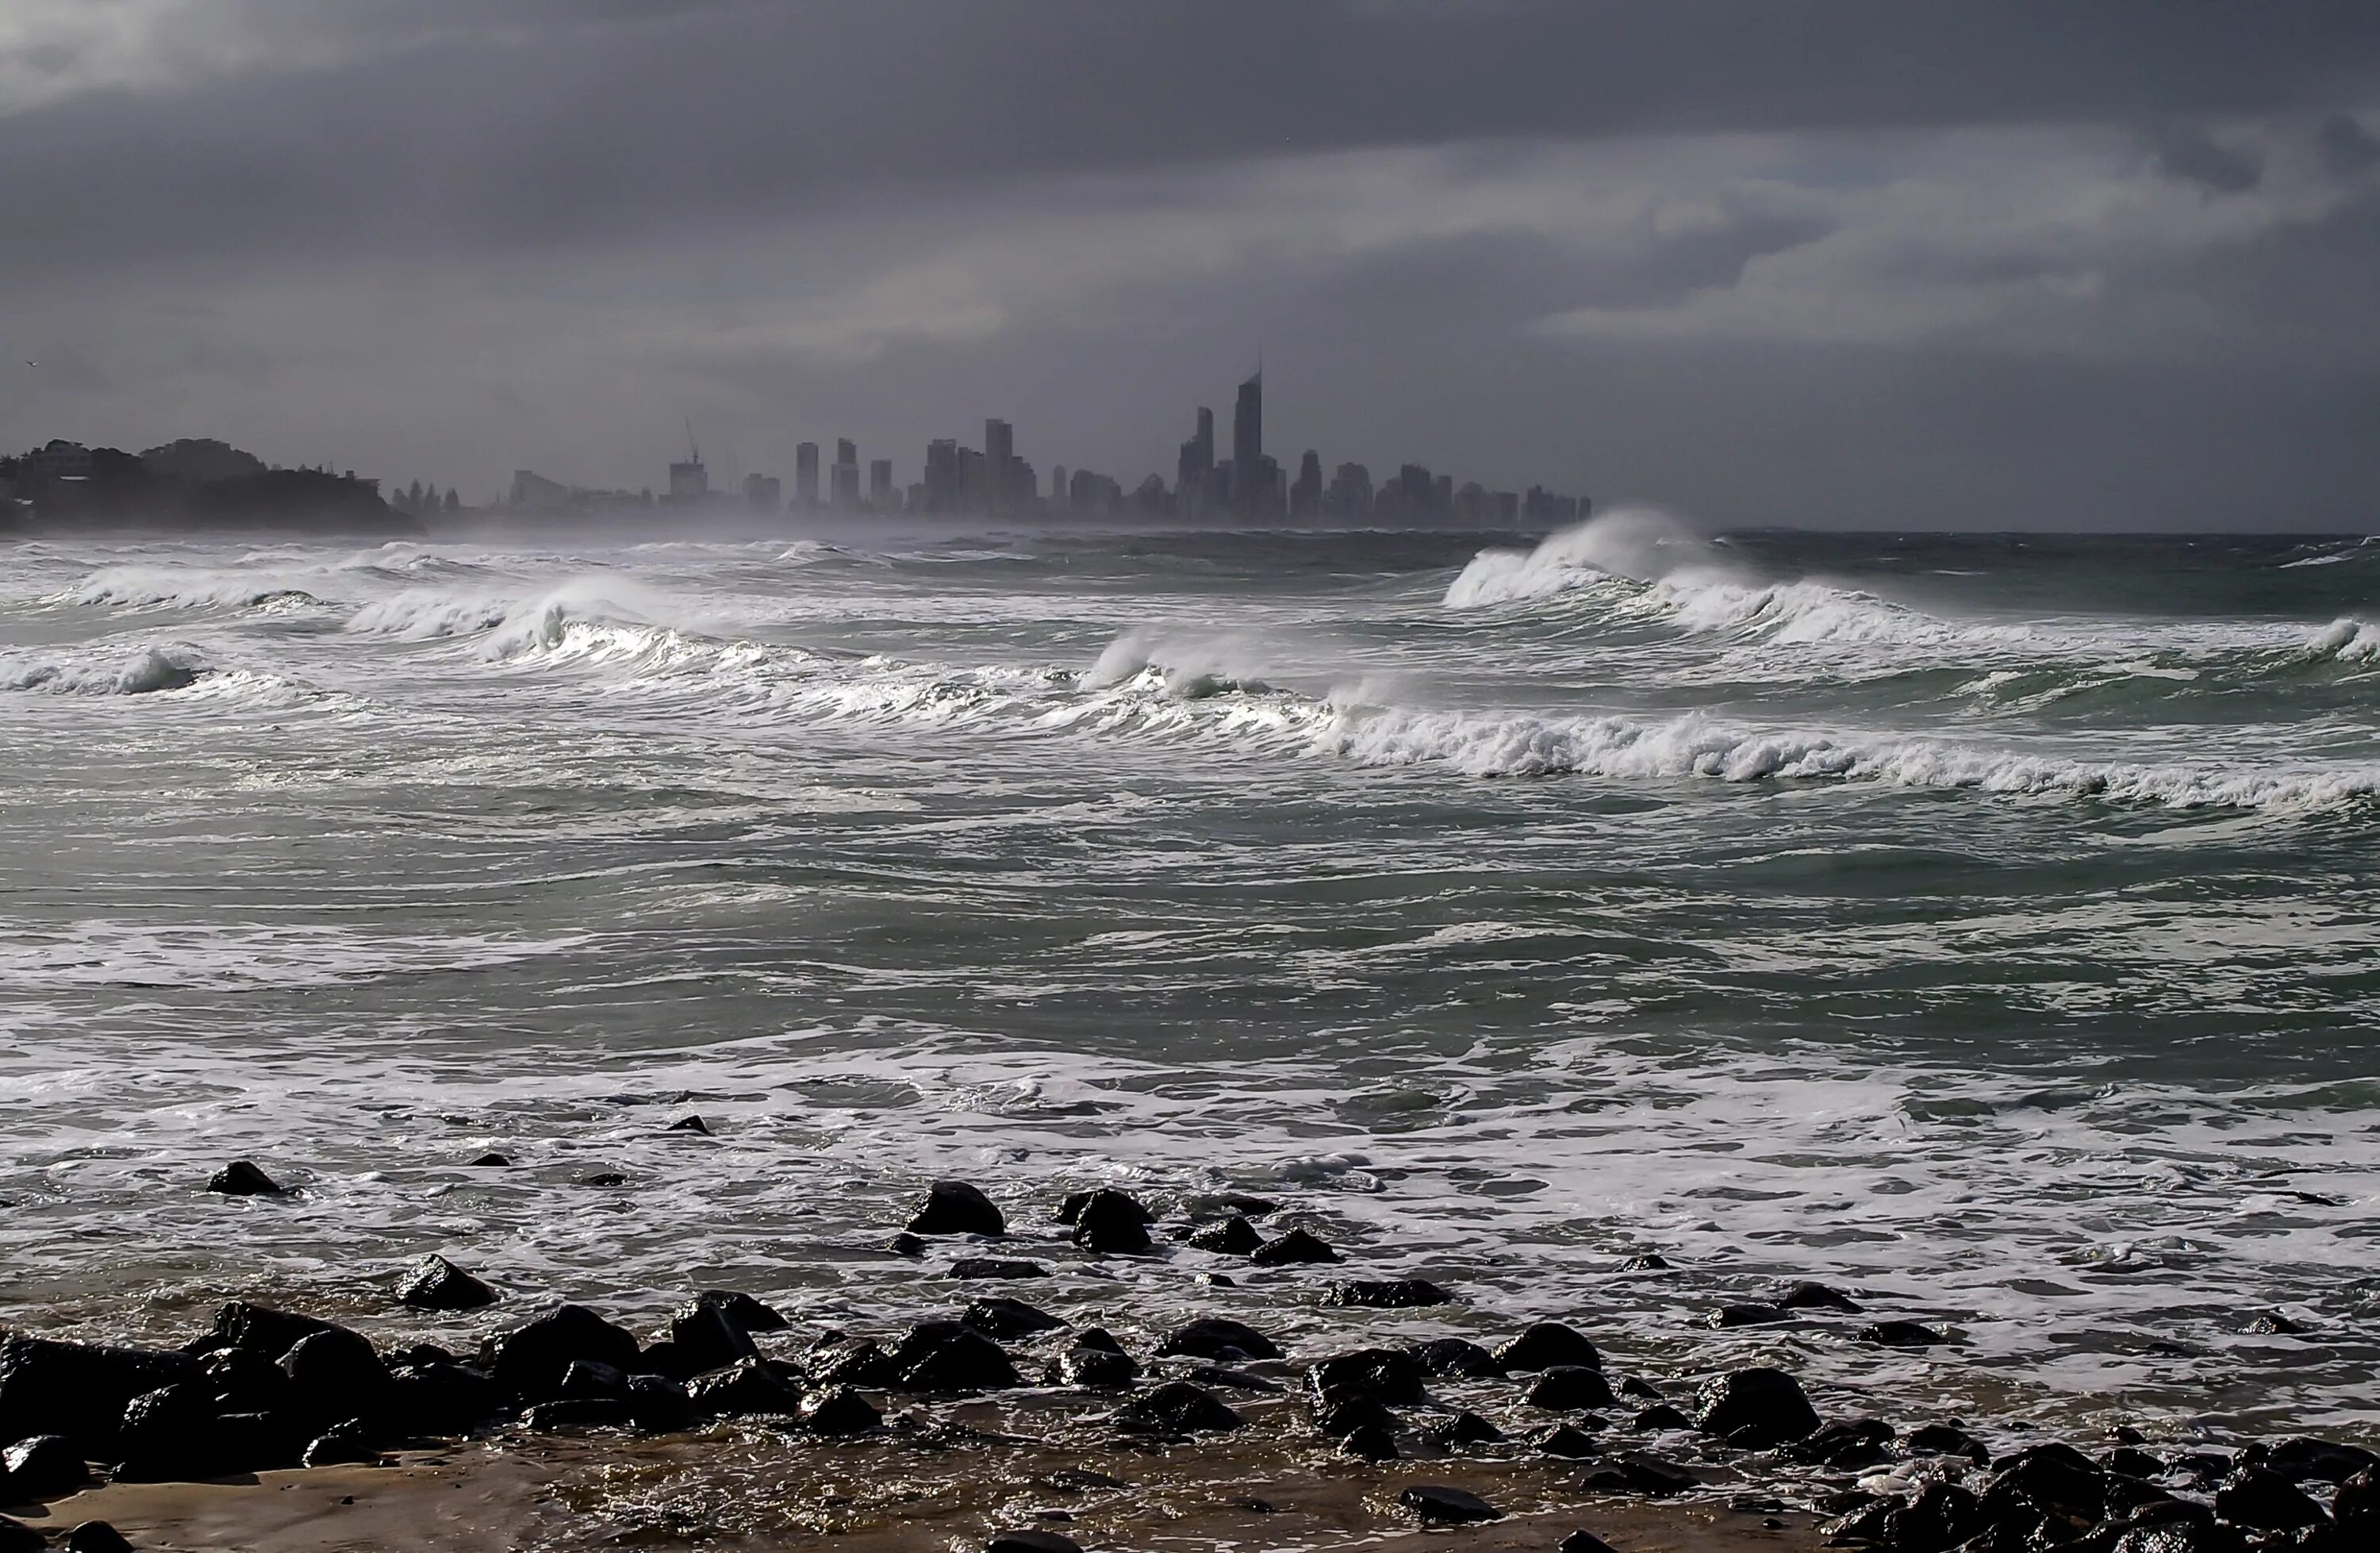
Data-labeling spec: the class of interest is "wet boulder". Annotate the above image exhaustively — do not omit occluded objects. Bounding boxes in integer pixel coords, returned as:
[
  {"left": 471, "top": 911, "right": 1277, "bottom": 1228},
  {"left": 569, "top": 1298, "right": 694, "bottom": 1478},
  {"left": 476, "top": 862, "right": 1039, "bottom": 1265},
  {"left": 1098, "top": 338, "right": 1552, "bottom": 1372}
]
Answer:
[
  {"left": 199, "top": 1302, "right": 335, "bottom": 1360},
  {"left": 1325, "top": 1279, "right": 1452, "bottom": 1309},
  {"left": 1115, "top": 1381, "right": 1242, "bottom": 1435},
  {"left": 1601, "top": 1451, "right": 1700, "bottom": 1497},
  {"left": 1632, "top": 1404, "right": 1694, "bottom": 1432},
  {"left": 1784, "top": 1417, "right": 1894, "bottom": 1470},
  {"left": 986, "top": 1532, "right": 1082, "bottom": 1553},
  {"left": 621, "top": 1375, "right": 693, "bottom": 1433},
  {"left": 483, "top": 1305, "right": 640, "bottom": 1404},
  {"left": 1559, "top": 1534, "right": 1618, "bottom": 1553},
  {"left": 2263, "top": 1438, "right": 2379, "bottom": 1485},
  {"left": 1, "top": 1434, "right": 91, "bottom": 1499},
  {"left": 2213, "top": 1467, "right": 2327, "bottom": 1531},
  {"left": 201, "top": 1347, "right": 294, "bottom": 1416},
  {"left": 1399, "top": 1484, "right": 1503, "bottom": 1524},
  {"left": 1308, "top": 1348, "right": 1426, "bottom": 1409},
  {"left": 963, "top": 1297, "right": 1068, "bottom": 1340},
  {"left": 1427, "top": 1411, "right": 1503, "bottom": 1447},
  {"left": 1250, "top": 1228, "right": 1339, "bottom": 1266},
  {"left": 1155, "top": 1319, "right": 1280, "bottom": 1363},
  {"left": 1411, "top": 1338, "right": 1503, "bottom": 1378},
  {"left": 211, "top": 1410, "right": 306, "bottom": 1472},
  {"left": 685, "top": 1358, "right": 802, "bottom": 1417},
  {"left": 63, "top": 1523, "right": 135, "bottom": 1553},
  {"left": 205, "top": 1161, "right": 286, "bottom": 1197},
  {"left": 113, "top": 1383, "right": 221, "bottom": 1481},
  {"left": 520, "top": 1399, "right": 634, "bottom": 1432},
  {"left": 1526, "top": 1365, "right": 1617, "bottom": 1413},
  {"left": 806, "top": 1336, "right": 896, "bottom": 1390},
  {"left": 949, "top": 1259, "right": 1048, "bottom": 1281},
  {"left": 1981, "top": 1443, "right": 2107, "bottom": 1526},
  {"left": 907, "top": 1180, "right": 1005, "bottom": 1237},
  {"left": 1706, "top": 1303, "right": 1788, "bottom": 1328},
  {"left": 381, "top": 1357, "right": 498, "bottom": 1437},
  {"left": 798, "top": 1386, "right": 880, "bottom": 1437},
  {"left": 695, "top": 1290, "right": 789, "bottom": 1334},
  {"left": 666, "top": 1299, "right": 760, "bottom": 1374},
  {"left": 0, "top": 1518, "right": 39, "bottom": 1553},
  {"left": 885, "top": 1322, "right": 1021, "bottom": 1393},
  {"left": 1069, "top": 1190, "right": 1154, "bottom": 1254},
  {"left": 1778, "top": 1281, "right": 1861, "bottom": 1313},
  {"left": 397, "top": 1255, "right": 498, "bottom": 1312},
  {"left": 300, "top": 1420, "right": 383, "bottom": 1467},
  {"left": 1184, "top": 1365, "right": 1279, "bottom": 1394},
  {"left": 1340, "top": 1421, "right": 1399, "bottom": 1460},
  {"left": 1860, "top": 1320, "right": 1948, "bottom": 1348},
  {"left": 1537, "top": 1423, "right": 1603, "bottom": 1459},
  {"left": 1052, "top": 1347, "right": 1137, "bottom": 1392},
  {"left": 1692, "top": 1367, "right": 1821, "bottom": 1448},
  {"left": 0, "top": 1336, "right": 200, "bottom": 1453},
  {"left": 1906, "top": 1422, "right": 1991, "bottom": 1463},
  {"left": 280, "top": 1327, "right": 390, "bottom": 1428},
  {"left": 1188, "top": 1217, "right": 1263, "bottom": 1255},
  {"left": 1493, "top": 1322, "right": 1602, "bottom": 1373}
]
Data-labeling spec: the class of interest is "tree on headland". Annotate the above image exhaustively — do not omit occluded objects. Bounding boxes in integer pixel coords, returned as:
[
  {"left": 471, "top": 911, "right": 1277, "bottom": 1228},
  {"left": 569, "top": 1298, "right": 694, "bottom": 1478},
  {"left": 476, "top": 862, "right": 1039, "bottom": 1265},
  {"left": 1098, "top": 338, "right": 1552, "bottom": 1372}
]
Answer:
[
  {"left": 443, "top": 488, "right": 461, "bottom": 513},
  {"left": 406, "top": 479, "right": 424, "bottom": 511}
]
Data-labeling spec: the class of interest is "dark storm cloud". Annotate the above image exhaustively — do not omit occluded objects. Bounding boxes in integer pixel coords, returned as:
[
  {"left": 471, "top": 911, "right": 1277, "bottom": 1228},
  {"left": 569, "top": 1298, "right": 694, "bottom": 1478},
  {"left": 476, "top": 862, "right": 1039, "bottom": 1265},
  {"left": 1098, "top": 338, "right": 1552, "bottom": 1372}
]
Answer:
[
  {"left": 2149, "top": 121, "right": 2266, "bottom": 194},
  {"left": 2318, "top": 112, "right": 2380, "bottom": 176},
  {"left": 5, "top": 0, "right": 2379, "bottom": 271}
]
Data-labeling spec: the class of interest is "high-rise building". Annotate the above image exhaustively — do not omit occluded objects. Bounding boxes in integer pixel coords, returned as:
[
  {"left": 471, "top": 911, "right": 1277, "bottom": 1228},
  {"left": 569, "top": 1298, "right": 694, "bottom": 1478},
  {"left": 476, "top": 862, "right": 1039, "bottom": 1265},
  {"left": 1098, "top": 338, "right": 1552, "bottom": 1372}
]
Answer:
[
  {"left": 1050, "top": 465, "right": 1068, "bottom": 506},
  {"left": 924, "top": 439, "right": 960, "bottom": 513},
  {"left": 870, "top": 459, "right": 895, "bottom": 510},
  {"left": 795, "top": 443, "right": 820, "bottom": 509},
  {"left": 743, "top": 473, "right": 781, "bottom": 510},
  {"left": 1291, "top": 450, "right": 1322, "bottom": 519},
  {"left": 1230, "top": 372, "right": 1262, "bottom": 511},
  {"left": 984, "top": 419, "right": 1014, "bottom": 511},
  {"left": 831, "top": 439, "right": 860, "bottom": 508},
  {"left": 959, "top": 447, "right": 990, "bottom": 509},
  {"left": 1177, "top": 407, "right": 1215, "bottom": 517},
  {"left": 1326, "top": 462, "right": 1372, "bottom": 522},
  {"left": 668, "top": 454, "right": 708, "bottom": 503}
]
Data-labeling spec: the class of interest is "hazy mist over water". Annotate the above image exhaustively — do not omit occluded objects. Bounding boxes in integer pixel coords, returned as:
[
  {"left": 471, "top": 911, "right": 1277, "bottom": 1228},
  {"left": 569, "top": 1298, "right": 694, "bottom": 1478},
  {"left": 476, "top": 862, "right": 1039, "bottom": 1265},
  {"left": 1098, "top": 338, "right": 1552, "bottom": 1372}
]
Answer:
[{"left": 3, "top": 517, "right": 2378, "bottom": 1441}]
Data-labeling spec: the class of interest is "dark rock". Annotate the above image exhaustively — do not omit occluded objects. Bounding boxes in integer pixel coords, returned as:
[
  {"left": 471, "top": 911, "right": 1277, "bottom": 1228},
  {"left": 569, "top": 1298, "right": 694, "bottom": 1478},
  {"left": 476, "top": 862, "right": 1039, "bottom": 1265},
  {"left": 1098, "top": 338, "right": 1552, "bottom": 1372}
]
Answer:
[
  {"left": 1070, "top": 1328, "right": 1125, "bottom": 1355},
  {"left": 2109, "top": 1523, "right": 2245, "bottom": 1553},
  {"left": 693, "top": 1290, "right": 789, "bottom": 1334},
  {"left": 807, "top": 1336, "right": 895, "bottom": 1390},
  {"left": 1115, "top": 1382, "right": 1242, "bottom": 1435},
  {"left": 0, "top": 1336, "right": 200, "bottom": 1454},
  {"left": 1693, "top": 1367, "right": 1821, "bottom": 1448},
  {"left": 624, "top": 1375, "right": 694, "bottom": 1433},
  {"left": 579, "top": 1173, "right": 628, "bottom": 1188},
  {"left": 887, "top": 1232, "right": 927, "bottom": 1258},
  {"left": 1052, "top": 1348, "right": 1137, "bottom": 1392},
  {"left": 210, "top": 1410, "right": 305, "bottom": 1472},
  {"left": 2, "top": 1433, "right": 91, "bottom": 1498},
  {"left": 1707, "top": 1302, "right": 1787, "bottom": 1328},
  {"left": 2106, "top": 1447, "right": 2167, "bottom": 1481},
  {"left": 483, "top": 1305, "right": 640, "bottom": 1403},
  {"left": 302, "top": 1420, "right": 385, "bottom": 1467},
  {"left": 1906, "top": 1421, "right": 1990, "bottom": 1463},
  {"left": 1200, "top": 1273, "right": 1237, "bottom": 1288},
  {"left": 1315, "top": 1395, "right": 1395, "bottom": 1438},
  {"left": 1559, "top": 1533, "right": 1619, "bottom": 1553},
  {"left": 204, "top": 1302, "right": 335, "bottom": 1360},
  {"left": 963, "top": 1297, "right": 1068, "bottom": 1340},
  {"left": 1188, "top": 1217, "right": 1263, "bottom": 1255},
  {"left": 1156, "top": 1319, "right": 1280, "bottom": 1363},
  {"left": 1784, "top": 1417, "right": 1894, "bottom": 1469},
  {"left": 885, "top": 1323, "right": 1022, "bottom": 1393},
  {"left": 556, "top": 1359, "right": 631, "bottom": 1401},
  {"left": 1537, "top": 1423, "right": 1603, "bottom": 1459},
  {"left": 1779, "top": 1281, "right": 1862, "bottom": 1313},
  {"left": 1621, "top": 1253, "right": 1671, "bottom": 1270},
  {"left": 1070, "top": 1190, "right": 1154, "bottom": 1254},
  {"left": 1324, "top": 1279, "right": 1452, "bottom": 1309},
  {"left": 1526, "top": 1366, "right": 1618, "bottom": 1412},
  {"left": 202, "top": 1347, "right": 293, "bottom": 1415},
  {"left": 2265, "top": 1438, "right": 2378, "bottom": 1484},
  {"left": 1250, "top": 1228, "right": 1339, "bottom": 1266},
  {"left": 685, "top": 1358, "right": 802, "bottom": 1417},
  {"left": 1428, "top": 1411, "right": 1503, "bottom": 1447},
  {"left": 950, "top": 1259, "right": 1049, "bottom": 1280},
  {"left": 666, "top": 1115, "right": 709, "bottom": 1134},
  {"left": 397, "top": 1254, "right": 498, "bottom": 1312},
  {"left": 381, "top": 1359, "right": 497, "bottom": 1437},
  {"left": 1618, "top": 1376, "right": 1664, "bottom": 1400},
  {"left": 908, "top": 1180, "right": 1005, "bottom": 1237},
  {"left": 1399, "top": 1484, "right": 1503, "bottom": 1524},
  {"left": 1982, "top": 1443, "right": 2106, "bottom": 1524},
  {"left": 1609, "top": 1451, "right": 1699, "bottom": 1496},
  {"left": 279, "top": 1328, "right": 390, "bottom": 1427},
  {"left": 667, "top": 1299, "right": 759, "bottom": 1374},
  {"left": 2335, "top": 1466, "right": 2378, "bottom": 1529},
  {"left": 1338, "top": 1423, "right": 1399, "bottom": 1460},
  {"left": 113, "top": 1384, "right": 219, "bottom": 1480},
  {"left": 1307, "top": 1348, "right": 1426, "bottom": 1409},
  {"left": 1494, "top": 1322, "right": 1602, "bottom": 1373},
  {"left": 986, "top": 1531, "right": 1082, "bottom": 1553},
  {"left": 1055, "top": 1190, "right": 1096, "bottom": 1225},
  {"left": 0, "top": 1519, "right": 39, "bottom": 1553},
  {"left": 1183, "top": 1365, "right": 1280, "bottom": 1393},
  {"left": 63, "top": 1523, "right": 135, "bottom": 1553},
  {"left": 205, "top": 1161, "right": 286, "bottom": 1197},
  {"left": 519, "top": 1399, "right": 633, "bottom": 1433},
  {"left": 1632, "top": 1405, "right": 1695, "bottom": 1432},
  {"left": 466, "top": 1153, "right": 510, "bottom": 1167},
  {"left": 1893, "top": 1481, "right": 1986, "bottom": 1551},
  {"left": 1411, "top": 1337, "right": 1503, "bottom": 1378},
  {"left": 798, "top": 1386, "right": 880, "bottom": 1437},
  {"left": 1861, "top": 1320, "right": 1948, "bottom": 1347},
  {"left": 2213, "top": 1467, "right": 2326, "bottom": 1531}
]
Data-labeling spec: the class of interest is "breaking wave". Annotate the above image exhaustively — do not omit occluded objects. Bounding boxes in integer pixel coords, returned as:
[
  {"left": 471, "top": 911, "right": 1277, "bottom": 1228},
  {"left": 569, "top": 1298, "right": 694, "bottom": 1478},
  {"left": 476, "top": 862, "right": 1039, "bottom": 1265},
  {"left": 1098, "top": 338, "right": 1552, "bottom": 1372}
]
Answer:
[
  {"left": 2305, "top": 617, "right": 2380, "bottom": 665},
  {"left": 0, "top": 644, "right": 206, "bottom": 695}
]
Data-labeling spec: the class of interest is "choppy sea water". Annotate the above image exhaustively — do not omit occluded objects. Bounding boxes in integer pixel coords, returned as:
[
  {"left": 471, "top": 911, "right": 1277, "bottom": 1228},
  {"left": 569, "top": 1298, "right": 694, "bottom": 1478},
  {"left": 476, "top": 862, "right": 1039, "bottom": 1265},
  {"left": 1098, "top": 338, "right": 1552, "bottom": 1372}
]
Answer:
[{"left": 2, "top": 517, "right": 2377, "bottom": 1443}]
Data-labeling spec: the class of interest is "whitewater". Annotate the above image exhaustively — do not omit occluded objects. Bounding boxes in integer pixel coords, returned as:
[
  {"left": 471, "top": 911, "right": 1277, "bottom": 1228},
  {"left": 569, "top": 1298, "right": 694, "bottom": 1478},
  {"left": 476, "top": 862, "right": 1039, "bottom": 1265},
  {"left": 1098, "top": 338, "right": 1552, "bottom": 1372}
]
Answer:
[{"left": 2, "top": 517, "right": 2378, "bottom": 1443}]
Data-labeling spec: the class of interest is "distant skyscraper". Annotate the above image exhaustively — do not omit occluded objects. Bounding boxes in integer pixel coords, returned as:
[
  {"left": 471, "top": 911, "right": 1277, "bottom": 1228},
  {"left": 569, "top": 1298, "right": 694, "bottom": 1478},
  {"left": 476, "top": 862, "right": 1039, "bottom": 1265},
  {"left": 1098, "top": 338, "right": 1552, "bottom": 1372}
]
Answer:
[
  {"left": 924, "top": 439, "right": 960, "bottom": 512},
  {"left": 984, "top": 419, "right": 1014, "bottom": 511},
  {"left": 1177, "top": 407, "right": 1215, "bottom": 516},
  {"left": 870, "top": 459, "right": 894, "bottom": 510},
  {"left": 795, "top": 443, "right": 820, "bottom": 509},
  {"left": 669, "top": 453, "right": 708, "bottom": 502},
  {"left": 1230, "top": 372, "right": 1261, "bottom": 511},
  {"left": 1050, "top": 464, "right": 1067, "bottom": 506},
  {"left": 743, "top": 472, "right": 781, "bottom": 510},
  {"left": 831, "top": 438, "right": 860, "bottom": 509},
  {"left": 1292, "top": 450, "right": 1322, "bottom": 519}
]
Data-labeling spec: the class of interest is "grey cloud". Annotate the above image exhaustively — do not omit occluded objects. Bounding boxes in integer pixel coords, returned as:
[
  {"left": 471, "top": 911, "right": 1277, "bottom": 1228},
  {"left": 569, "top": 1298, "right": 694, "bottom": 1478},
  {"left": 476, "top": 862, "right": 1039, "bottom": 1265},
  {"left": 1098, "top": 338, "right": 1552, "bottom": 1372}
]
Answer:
[
  {"left": 2150, "top": 121, "right": 2266, "bottom": 194},
  {"left": 2318, "top": 112, "right": 2380, "bottom": 175}
]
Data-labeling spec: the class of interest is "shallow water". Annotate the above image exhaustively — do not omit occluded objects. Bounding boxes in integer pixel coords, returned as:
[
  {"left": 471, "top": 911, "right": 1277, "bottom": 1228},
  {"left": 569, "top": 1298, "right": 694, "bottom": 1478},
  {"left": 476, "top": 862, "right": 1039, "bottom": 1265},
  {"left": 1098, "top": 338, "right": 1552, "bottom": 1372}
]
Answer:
[{"left": 2, "top": 517, "right": 2376, "bottom": 1441}]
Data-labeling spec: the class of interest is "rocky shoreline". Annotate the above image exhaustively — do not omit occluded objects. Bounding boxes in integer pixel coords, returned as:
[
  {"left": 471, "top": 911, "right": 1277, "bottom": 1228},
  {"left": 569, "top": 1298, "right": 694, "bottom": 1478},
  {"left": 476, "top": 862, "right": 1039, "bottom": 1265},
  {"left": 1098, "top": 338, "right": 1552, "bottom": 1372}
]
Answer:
[{"left": 0, "top": 1170, "right": 2370, "bottom": 1551}]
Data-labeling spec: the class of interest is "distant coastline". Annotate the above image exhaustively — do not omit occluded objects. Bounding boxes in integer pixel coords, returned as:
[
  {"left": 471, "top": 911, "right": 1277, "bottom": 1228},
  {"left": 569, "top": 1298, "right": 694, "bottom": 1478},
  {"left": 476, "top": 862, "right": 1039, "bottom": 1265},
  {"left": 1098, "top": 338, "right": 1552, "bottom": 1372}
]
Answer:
[{"left": 1, "top": 438, "right": 417, "bottom": 537}]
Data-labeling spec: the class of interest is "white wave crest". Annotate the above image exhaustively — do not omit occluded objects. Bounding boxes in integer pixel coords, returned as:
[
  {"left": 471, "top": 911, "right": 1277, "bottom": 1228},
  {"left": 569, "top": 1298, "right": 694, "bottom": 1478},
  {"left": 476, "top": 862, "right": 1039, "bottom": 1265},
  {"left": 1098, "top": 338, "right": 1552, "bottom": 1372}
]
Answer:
[
  {"left": 1444, "top": 508, "right": 1704, "bottom": 606},
  {"left": 2304, "top": 617, "right": 2380, "bottom": 664},
  {"left": 69, "top": 565, "right": 328, "bottom": 613},
  {"left": 0, "top": 643, "right": 206, "bottom": 695}
]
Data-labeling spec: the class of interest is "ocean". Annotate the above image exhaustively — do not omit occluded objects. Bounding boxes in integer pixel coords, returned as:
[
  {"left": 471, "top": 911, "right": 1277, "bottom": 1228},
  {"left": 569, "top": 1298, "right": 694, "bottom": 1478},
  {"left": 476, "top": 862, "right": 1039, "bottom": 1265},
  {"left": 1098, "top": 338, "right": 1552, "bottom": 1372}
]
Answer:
[{"left": 2, "top": 516, "right": 2376, "bottom": 1445}]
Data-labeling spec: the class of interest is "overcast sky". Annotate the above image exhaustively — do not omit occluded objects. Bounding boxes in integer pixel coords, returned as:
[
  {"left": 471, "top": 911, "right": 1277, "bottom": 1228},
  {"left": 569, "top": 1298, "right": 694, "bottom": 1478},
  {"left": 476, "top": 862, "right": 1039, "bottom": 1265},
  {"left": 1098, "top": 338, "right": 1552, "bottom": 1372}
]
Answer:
[{"left": 3, "top": 0, "right": 2378, "bottom": 529}]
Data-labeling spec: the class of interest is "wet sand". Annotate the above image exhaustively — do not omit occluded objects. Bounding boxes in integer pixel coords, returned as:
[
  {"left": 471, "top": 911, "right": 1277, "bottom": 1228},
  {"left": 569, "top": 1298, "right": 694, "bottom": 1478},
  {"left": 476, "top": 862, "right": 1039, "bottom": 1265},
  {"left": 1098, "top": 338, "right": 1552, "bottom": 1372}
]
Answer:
[{"left": 19, "top": 1424, "right": 1821, "bottom": 1552}]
